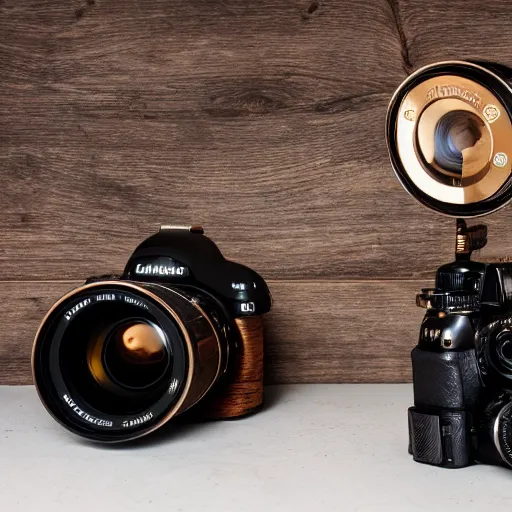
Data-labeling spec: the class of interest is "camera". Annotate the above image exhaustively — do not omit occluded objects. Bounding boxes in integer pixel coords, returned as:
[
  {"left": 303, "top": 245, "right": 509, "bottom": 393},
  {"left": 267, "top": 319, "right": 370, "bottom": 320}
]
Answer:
[
  {"left": 32, "top": 226, "right": 272, "bottom": 442},
  {"left": 408, "top": 221, "right": 512, "bottom": 468},
  {"left": 386, "top": 61, "right": 512, "bottom": 468}
]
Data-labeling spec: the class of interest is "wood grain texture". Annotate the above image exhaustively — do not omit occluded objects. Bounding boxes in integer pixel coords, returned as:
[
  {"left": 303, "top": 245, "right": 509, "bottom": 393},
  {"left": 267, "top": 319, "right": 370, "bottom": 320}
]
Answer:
[
  {"left": 5, "top": 0, "right": 511, "bottom": 282},
  {"left": 0, "top": 280, "right": 426, "bottom": 385},
  {"left": 398, "top": 0, "right": 512, "bottom": 69},
  {"left": 2, "top": 0, "right": 512, "bottom": 383}
]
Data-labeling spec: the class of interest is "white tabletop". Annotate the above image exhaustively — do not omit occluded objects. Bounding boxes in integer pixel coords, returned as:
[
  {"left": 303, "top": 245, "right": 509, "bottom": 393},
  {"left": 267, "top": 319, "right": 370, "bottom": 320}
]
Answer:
[{"left": 1, "top": 384, "right": 511, "bottom": 511}]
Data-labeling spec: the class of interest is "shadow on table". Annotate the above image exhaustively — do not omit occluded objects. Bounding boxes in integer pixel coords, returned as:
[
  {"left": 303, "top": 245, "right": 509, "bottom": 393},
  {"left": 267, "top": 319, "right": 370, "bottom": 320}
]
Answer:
[{"left": 80, "top": 384, "right": 288, "bottom": 451}]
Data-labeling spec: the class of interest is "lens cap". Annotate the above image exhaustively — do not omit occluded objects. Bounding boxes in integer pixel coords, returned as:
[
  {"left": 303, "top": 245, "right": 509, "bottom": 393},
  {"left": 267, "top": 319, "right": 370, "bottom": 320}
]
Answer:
[{"left": 387, "top": 61, "right": 512, "bottom": 217}]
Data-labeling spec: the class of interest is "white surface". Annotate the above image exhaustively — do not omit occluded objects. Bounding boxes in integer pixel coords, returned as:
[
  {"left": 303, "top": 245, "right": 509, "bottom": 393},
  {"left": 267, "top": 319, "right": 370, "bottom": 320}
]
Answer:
[{"left": 1, "top": 384, "right": 512, "bottom": 511}]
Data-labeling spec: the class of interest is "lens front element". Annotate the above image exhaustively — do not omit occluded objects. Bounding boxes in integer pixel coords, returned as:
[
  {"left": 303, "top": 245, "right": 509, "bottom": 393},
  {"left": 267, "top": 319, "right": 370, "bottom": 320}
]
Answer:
[
  {"left": 417, "top": 108, "right": 490, "bottom": 185},
  {"left": 94, "top": 320, "right": 171, "bottom": 391}
]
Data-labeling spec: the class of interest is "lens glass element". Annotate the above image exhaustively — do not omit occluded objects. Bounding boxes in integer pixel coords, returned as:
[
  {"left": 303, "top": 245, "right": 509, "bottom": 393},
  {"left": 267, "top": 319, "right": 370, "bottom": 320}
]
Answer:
[
  {"left": 100, "top": 320, "right": 171, "bottom": 390},
  {"left": 432, "top": 111, "right": 486, "bottom": 178},
  {"left": 415, "top": 101, "right": 493, "bottom": 189},
  {"left": 59, "top": 298, "right": 180, "bottom": 416}
]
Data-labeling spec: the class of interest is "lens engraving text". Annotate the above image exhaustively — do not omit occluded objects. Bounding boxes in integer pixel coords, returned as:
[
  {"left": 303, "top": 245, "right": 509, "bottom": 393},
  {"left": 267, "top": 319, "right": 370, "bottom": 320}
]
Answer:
[
  {"left": 64, "top": 298, "right": 92, "bottom": 321},
  {"left": 122, "top": 412, "right": 153, "bottom": 428},
  {"left": 62, "top": 394, "right": 113, "bottom": 427},
  {"left": 426, "top": 85, "right": 482, "bottom": 110}
]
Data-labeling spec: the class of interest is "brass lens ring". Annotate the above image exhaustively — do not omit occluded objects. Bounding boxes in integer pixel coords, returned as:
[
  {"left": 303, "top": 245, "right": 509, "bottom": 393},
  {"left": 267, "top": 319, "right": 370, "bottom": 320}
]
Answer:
[{"left": 386, "top": 61, "right": 512, "bottom": 217}]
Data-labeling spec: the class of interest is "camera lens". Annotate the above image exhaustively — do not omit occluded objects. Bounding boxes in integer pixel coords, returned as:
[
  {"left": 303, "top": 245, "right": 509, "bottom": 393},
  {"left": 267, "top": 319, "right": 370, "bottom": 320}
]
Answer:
[
  {"left": 494, "top": 401, "right": 512, "bottom": 467},
  {"left": 32, "top": 282, "right": 227, "bottom": 442},
  {"left": 479, "top": 399, "right": 512, "bottom": 468},
  {"left": 387, "top": 61, "right": 512, "bottom": 216}
]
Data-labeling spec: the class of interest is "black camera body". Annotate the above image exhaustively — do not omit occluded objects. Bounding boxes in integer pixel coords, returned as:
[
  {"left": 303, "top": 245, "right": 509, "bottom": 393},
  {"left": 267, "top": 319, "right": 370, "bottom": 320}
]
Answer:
[
  {"left": 33, "top": 226, "right": 272, "bottom": 442},
  {"left": 409, "top": 222, "right": 512, "bottom": 468},
  {"left": 122, "top": 225, "right": 272, "bottom": 317},
  {"left": 386, "top": 60, "right": 512, "bottom": 469}
]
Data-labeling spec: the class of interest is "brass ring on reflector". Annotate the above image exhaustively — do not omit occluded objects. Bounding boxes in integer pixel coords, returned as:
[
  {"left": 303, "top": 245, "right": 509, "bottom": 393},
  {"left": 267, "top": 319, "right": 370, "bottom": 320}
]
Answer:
[{"left": 387, "top": 61, "right": 512, "bottom": 216}]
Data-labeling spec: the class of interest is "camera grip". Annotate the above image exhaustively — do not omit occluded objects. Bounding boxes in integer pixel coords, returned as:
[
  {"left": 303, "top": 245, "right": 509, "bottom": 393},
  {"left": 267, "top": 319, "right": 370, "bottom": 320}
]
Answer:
[
  {"left": 203, "top": 316, "right": 264, "bottom": 419},
  {"left": 412, "top": 347, "right": 481, "bottom": 409},
  {"left": 408, "top": 408, "right": 472, "bottom": 468}
]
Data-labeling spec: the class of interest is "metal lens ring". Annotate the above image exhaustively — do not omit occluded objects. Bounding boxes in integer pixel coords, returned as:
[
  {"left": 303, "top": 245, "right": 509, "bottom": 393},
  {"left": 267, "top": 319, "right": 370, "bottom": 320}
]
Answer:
[
  {"left": 32, "top": 283, "right": 192, "bottom": 442},
  {"left": 494, "top": 401, "right": 512, "bottom": 467},
  {"left": 387, "top": 61, "right": 512, "bottom": 217}
]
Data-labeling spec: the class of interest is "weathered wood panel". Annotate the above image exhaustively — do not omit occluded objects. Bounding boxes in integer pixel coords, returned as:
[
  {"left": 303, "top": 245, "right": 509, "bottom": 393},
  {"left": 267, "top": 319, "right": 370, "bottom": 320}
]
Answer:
[
  {"left": 399, "top": 0, "right": 512, "bottom": 69},
  {"left": 2, "top": 0, "right": 512, "bottom": 383},
  {"left": 0, "top": 279, "right": 426, "bottom": 384},
  {"left": 4, "top": 0, "right": 511, "bottom": 282}
]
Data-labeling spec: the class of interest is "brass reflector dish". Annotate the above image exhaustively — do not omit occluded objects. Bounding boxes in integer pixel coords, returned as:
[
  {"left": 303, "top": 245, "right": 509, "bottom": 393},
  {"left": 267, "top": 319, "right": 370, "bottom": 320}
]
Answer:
[{"left": 387, "top": 61, "right": 512, "bottom": 217}]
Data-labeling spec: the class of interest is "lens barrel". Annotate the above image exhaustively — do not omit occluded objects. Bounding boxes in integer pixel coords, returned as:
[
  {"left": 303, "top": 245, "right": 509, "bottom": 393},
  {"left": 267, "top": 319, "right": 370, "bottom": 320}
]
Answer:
[
  {"left": 476, "top": 398, "right": 512, "bottom": 468},
  {"left": 32, "top": 281, "right": 227, "bottom": 442},
  {"left": 386, "top": 61, "right": 512, "bottom": 217},
  {"left": 492, "top": 401, "right": 512, "bottom": 467}
]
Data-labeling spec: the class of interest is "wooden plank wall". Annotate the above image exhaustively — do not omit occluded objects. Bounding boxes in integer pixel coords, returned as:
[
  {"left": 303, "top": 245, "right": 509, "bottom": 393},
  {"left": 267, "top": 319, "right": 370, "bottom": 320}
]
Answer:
[{"left": 2, "top": 0, "right": 512, "bottom": 384}]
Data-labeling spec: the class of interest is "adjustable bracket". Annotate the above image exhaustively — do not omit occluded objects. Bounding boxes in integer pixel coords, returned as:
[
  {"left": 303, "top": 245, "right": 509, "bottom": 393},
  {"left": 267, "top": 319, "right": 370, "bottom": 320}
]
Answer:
[{"left": 455, "top": 219, "right": 487, "bottom": 260}]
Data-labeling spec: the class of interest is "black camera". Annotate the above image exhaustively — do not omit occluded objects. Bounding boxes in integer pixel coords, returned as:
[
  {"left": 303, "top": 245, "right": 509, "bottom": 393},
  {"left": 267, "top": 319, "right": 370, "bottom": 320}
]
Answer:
[
  {"left": 32, "top": 226, "right": 272, "bottom": 442},
  {"left": 387, "top": 61, "right": 512, "bottom": 468},
  {"left": 409, "top": 221, "right": 512, "bottom": 468}
]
